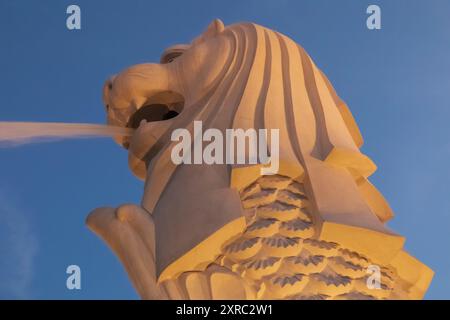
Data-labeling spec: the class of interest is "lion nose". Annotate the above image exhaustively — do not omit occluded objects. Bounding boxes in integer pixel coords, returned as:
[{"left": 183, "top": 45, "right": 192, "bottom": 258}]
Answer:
[
  {"left": 102, "top": 76, "right": 116, "bottom": 107},
  {"left": 106, "top": 80, "right": 113, "bottom": 90}
]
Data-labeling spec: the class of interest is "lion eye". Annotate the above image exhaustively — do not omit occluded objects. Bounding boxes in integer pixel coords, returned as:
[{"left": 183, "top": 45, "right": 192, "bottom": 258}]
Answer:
[
  {"left": 161, "top": 51, "right": 183, "bottom": 64},
  {"left": 160, "top": 45, "right": 189, "bottom": 64}
]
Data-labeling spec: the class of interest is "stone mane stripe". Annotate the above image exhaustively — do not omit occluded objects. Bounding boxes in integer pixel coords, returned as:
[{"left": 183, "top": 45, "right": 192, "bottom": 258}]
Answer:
[
  {"left": 277, "top": 32, "right": 304, "bottom": 166},
  {"left": 298, "top": 45, "right": 332, "bottom": 160}
]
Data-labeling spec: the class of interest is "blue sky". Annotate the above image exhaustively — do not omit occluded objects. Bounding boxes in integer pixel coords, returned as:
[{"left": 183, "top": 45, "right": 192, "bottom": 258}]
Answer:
[{"left": 0, "top": 0, "right": 449, "bottom": 299}]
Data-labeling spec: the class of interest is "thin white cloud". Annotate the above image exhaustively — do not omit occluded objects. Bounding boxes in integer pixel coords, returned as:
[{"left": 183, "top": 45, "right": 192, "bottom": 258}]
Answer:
[{"left": 0, "top": 188, "right": 38, "bottom": 299}]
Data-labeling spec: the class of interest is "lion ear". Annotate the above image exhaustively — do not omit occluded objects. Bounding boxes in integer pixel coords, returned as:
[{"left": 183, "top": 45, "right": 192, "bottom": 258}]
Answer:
[
  {"left": 192, "top": 19, "right": 225, "bottom": 45},
  {"left": 203, "top": 19, "right": 225, "bottom": 37}
]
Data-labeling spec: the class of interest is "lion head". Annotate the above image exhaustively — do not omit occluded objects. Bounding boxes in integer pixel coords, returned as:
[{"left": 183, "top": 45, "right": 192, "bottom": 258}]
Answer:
[{"left": 103, "top": 18, "right": 366, "bottom": 179}]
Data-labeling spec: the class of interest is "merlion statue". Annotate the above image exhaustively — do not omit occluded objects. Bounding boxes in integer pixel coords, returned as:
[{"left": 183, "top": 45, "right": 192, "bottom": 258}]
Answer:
[{"left": 86, "top": 19, "right": 433, "bottom": 299}]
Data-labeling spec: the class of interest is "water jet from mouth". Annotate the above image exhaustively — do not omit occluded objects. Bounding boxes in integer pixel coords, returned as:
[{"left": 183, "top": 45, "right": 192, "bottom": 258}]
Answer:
[{"left": 0, "top": 122, "right": 134, "bottom": 147}]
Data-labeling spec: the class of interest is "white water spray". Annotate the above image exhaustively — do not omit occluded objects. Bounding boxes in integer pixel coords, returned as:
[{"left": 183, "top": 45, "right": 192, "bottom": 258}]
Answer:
[{"left": 0, "top": 122, "right": 134, "bottom": 147}]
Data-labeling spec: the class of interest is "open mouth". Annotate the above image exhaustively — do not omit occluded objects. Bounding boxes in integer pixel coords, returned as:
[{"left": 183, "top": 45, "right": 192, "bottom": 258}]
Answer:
[
  {"left": 127, "top": 103, "right": 179, "bottom": 129},
  {"left": 125, "top": 91, "right": 184, "bottom": 130},
  {"left": 116, "top": 91, "right": 184, "bottom": 149}
]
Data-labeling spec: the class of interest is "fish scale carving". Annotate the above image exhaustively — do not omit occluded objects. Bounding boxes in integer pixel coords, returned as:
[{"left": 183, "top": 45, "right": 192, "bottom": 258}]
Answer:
[{"left": 163, "top": 174, "right": 413, "bottom": 300}]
